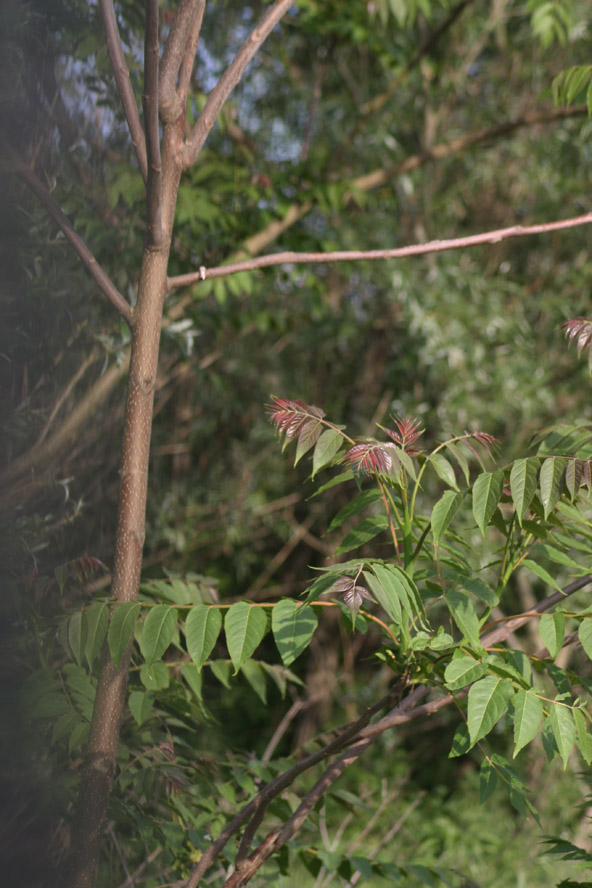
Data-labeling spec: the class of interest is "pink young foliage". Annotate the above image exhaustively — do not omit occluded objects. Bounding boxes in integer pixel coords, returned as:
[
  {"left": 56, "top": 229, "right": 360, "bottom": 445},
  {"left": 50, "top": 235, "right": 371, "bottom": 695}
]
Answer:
[
  {"left": 563, "top": 317, "right": 592, "bottom": 355},
  {"left": 384, "top": 416, "right": 424, "bottom": 456},
  {"left": 267, "top": 396, "right": 325, "bottom": 439},
  {"left": 344, "top": 441, "right": 398, "bottom": 475},
  {"left": 330, "top": 576, "right": 374, "bottom": 613}
]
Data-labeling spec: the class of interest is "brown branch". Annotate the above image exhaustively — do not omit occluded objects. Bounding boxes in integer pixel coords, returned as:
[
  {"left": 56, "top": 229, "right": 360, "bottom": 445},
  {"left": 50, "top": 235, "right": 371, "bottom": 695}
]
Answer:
[
  {"left": 300, "top": 60, "right": 326, "bottom": 163},
  {"left": 99, "top": 0, "right": 148, "bottom": 181},
  {"left": 143, "top": 0, "right": 163, "bottom": 246},
  {"left": 168, "top": 209, "right": 592, "bottom": 288},
  {"left": 159, "top": 0, "right": 202, "bottom": 123},
  {"left": 182, "top": 0, "right": 294, "bottom": 169},
  {"left": 4, "top": 143, "right": 133, "bottom": 324},
  {"left": 178, "top": 1, "right": 207, "bottom": 103},
  {"left": 36, "top": 348, "right": 99, "bottom": 446}
]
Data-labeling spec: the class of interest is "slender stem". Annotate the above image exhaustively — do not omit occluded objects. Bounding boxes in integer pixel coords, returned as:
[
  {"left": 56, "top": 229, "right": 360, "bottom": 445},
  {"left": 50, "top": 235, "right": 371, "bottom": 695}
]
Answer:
[
  {"left": 4, "top": 143, "right": 133, "bottom": 324},
  {"left": 159, "top": 0, "right": 200, "bottom": 122},
  {"left": 143, "top": 0, "right": 163, "bottom": 246},
  {"left": 183, "top": 0, "right": 294, "bottom": 168},
  {"left": 168, "top": 210, "right": 592, "bottom": 288},
  {"left": 178, "top": 1, "right": 206, "bottom": 102},
  {"left": 99, "top": 0, "right": 148, "bottom": 181}
]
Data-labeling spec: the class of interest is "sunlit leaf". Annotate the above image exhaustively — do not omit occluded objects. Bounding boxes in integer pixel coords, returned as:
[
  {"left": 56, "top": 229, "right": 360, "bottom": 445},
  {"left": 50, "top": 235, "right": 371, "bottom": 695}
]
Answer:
[
  {"left": 549, "top": 701, "right": 576, "bottom": 768},
  {"left": 472, "top": 471, "right": 504, "bottom": 535},
  {"left": 513, "top": 689, "right": 543, "bottom": 757},
  {"left": 444, "top": 656, "right": 487, "bottom": 691},
  {"left": 186, "top": 605, "right": 222, "bottom": 670},
  {"left": 431, "top": 490, "right": 464, "bottom": 545},
  {"left": 509, "top": 458, "right": 539, "bottom": 525},
  {"left": 312, "top": 428, "right": 344, "bottom": 477},
  {"left": 539, "top": 612, "right": 565, "bottom": 659},
  {"left": 467, "top": 676, "right": 514, "bottom": 746},
  {"left": 428, "top": 452, "right": 458, "bottom": 490},
  {"left": 140, "top": 604, "right": 176, "bottom": 666},
  {"left": 446, "top": 588, "right": 481, "bottom": 648},
  {"left": 272, "top": 599, "right": 318, "bottom": 666}
]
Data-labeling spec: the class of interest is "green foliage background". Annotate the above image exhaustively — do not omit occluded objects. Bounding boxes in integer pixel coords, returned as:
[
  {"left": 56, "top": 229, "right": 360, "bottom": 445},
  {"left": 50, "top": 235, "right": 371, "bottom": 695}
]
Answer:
[{"left": 1, "top": 1, "right": 592, "bottom": 886}]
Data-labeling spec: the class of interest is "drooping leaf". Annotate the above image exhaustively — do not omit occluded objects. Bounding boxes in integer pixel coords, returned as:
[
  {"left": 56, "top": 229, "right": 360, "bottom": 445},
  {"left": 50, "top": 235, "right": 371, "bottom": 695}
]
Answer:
[
  {"left": 578, "top": 618, "right": 592, "bottom": 660},
  {"left": 479, "top": 759, "right": 498, "bottom": 804},
  {"left": 513, "top": 689, "right": 543, "bottom": 757},
  {"left": 431, "top": 490, "right": 464, "bottom": 545},
  {"left": 67, "top": 610, "right": 87, "bottom": 665},
  {"left": 312, "top": 428, "right": 344, "bottom": 477},
  {"left": 241, "top": 659, "right": 267, "bottom": 703},
  {"left": 185, "top": 604, "right": 222, "bottom": 670},
  {"left": 343, "top": 441, "right": 399, "bottom": 476},
  {"left": 428, "top": 452, "right": 458, "bottom": 490},
  {"left": 272, "top": 599, "right": 318, "bottom": 666},
  {"left": 335, "top": 514, "right": 390, "bottom": 555},
  {"left": 449, "top": 722, "right": 471, "bottom": 758},
  {"left": 140, "top": 662, "right": 170, "bottom": 691},
  {"left": 225, "top": 602, "right": 268, "bottom": 673},
  {"left": 329, "top": 576, "right": 374, "bottom": 614},
  {"left": 467, "top": 676, "right": 514, "bottom": 746},
  {"left": 539, "top": 611, "right": 565, "bottom": 659},
  {"left": 140, "top": 604, "right": 177, "bottom": 666},
  {"left": 180, "top": 662, "right": 203, "bottom": 701},
  {"left": 444, "top": 656, "right": 487, "bottom": 691},
  {"left": 549, "top": 701, "right": 576, "bottom": 768},
  {"left": 84, "top": 602, "right": 109, "bottom": 669},
  {"left": 328, "top": 488, "right": 382, "bottom": 532},
  {"left": 472, "top": 471, "right": 504, "bottom": 535},
  {"left": 129, "top": 690, "right": 153, "bottom": 726},
  {"left": 521, "top": 559, "right": 563, "bottom": 593},
  {"left": 294, "top": 418, "right": 323, "bottom": 466},
  {"left": 573, "top": 708, "right": 592, "bottom": 764},
  {"left": 364, "top": 568, "right": 402, "bottom": 625},
  {"left": 210, "top": 659, "right": 232, "bottom": 688},
  {"left": 509, "top": 458, "right": 539, "bottom": 525},
  {"left": 446, "top": 588, "right": 481, "bottom": 648},
  {"left": 108, "top": 601, "right": 140, "bottom": 668},
  {"left": 539, "top": 457, "right": 566, "bottom": 518}
]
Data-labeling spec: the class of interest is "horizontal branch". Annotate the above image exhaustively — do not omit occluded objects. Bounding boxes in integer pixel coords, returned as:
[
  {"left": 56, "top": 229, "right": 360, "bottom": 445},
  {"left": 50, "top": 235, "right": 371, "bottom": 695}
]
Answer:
[
  {"left": 5, "top": 143, "right": 133, "bottom": 324},
  {"left": 168, "top": 209, "right": 592, "bottom": 288},
  {"left": 99, "top": 0, "right": 148, "bottom": 181},
  {"left": 183, "top": 0, "right": 294, "bottom": 169}
]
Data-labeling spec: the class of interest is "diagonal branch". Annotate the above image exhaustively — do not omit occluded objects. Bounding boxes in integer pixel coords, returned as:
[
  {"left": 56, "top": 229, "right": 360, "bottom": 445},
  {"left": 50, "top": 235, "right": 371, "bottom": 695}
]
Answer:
[
  {"left": 159, "top": 0, "right": 203, "bottom": 122},
  {"left": 168, "top": 209, "right": 592, "bottom": 288},
  {"left": 4, "top": 143, "right": 133, "bottom": 324},
  {"left": 99, "top": 0, "right": 148, "bottom": 182},
  {"left": 178, "top": 0, "right": 207, "bottom": 102},
  {"left": 183, "top": 0, "right": 294, "bottom": 169},
  {"left": 143, "top": 0, "right": 163, "bottom": 246}
]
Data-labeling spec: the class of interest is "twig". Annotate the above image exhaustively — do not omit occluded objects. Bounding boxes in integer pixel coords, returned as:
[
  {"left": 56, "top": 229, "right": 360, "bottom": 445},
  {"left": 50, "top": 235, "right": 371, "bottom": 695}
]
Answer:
[
  {"left": 116, "top": 846, "right": 162, "bottom": 888},
  {"left": 300, "top": 60, "right": 326, "bottom": 163},
  {"left": 159, "top": 0, "right": 201, "bottom": 122},
  {"left": 143, "top": 0, "right": 163, "bottom": 246},
  {"left": 4, "top": 143, "right": 133, "bottom": 324},
  {"left": 169, "top": 209, "right": 592, "bottom": 287},
  {"left": 98, "top": 0, "right": 148, "bottom": 181},
  {"left": 36, "top": 348, "right": 99, "bottom": 445},
  {"left": 183, "top": 0, "right": 294, "bottom": 168}
]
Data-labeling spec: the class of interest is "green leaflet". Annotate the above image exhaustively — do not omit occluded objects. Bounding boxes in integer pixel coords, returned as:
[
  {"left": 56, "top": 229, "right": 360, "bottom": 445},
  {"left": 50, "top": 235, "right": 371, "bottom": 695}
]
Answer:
[
  {"left": 225, "top": 602, "right": 268, "bottom": 673},
  {"left": 574, "top": 708, "right": 592, "bottom": 764},
  {"left": 180, "top": 663, "right": 203, "bottom": 701},
  {"left": 445, "top": 588, "right": 481, "bottom": 648},
  {"left": 335, "top": 514, "right": 390, "bottom": 555},
  {"left": 363, "top": 568, "right": 403, "bottom": 626},
  {"left": 328, "top": 488, "right": 382, "bottom": 532},
  {"left": 84, "top": 602, "right": 109, "bottom": 669},
  {"left": 272, "top": 599, "right": 318, "bottom": 666},
  {"left": 67, "top": 610, "right": 87, "bottom": 665},
  {"left": 140, "top": 604, "right": 177, "bottom": 667},
  {"left": 210, "top": 659, "right": 232, "bottom": 688},
  {"left": 185, "top": 604, "right": 222, "bottom": 670},
  {"left": 467, "top": 676, "right": 514, "bottom": 747},
  {"left": 444, "top": 656, "right": 487, "bottom": 691},
  {"left": 428, "top": 452, "right": 459, "bottom": 490},
  {"left": 129, "top": 690, "right": 153, "bottom": 726},
  {"left": 539, "top": 457, "right": 566, "bottom": 518},
  {"left": 472, "top": 471, "right": 504, "bottom": 535},
  {"left": 140, "top": 662, "right": 169, "bottom": 691},
  {"left": 479, "top": 759, "right": 498, "bottom": 804},
  {"left": 549, "top": 701, "right": 576, "bottom": 768},
  {"left": 578, "top": 618, "right": 592, "bottom": 660},
  {"left": 241, "top": 659, "right": 267, "bottom": 703},
  {"left": 513, "top": 689, "right": 543, "bottom": 757},
  {"left": 509, "top": 458, "right": 539, "bottom": 525},
  {"left": 521, "top": 559, "right": 562, "bottom": 593},
  {"left": 431, "top": 490, "right": 464, "bottom": 545},
  {"left": 108, "top": 601, "right": 140, "bottom": 668},
  {"left": 294, "top": 418, "right": 322, "bottom": 466},
  {"left": 312, "top": 428, "right": 344, "bottom": 477},
  {"left": 539, "top": 611, "right": 565, "bottom": 659}
]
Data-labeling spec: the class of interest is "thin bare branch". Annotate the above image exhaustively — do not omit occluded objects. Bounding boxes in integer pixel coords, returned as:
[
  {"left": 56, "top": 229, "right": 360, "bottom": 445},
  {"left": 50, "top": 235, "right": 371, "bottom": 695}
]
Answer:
[
  {"left": 99, "top": 0, "right": 148, "bottom": 181},
  {"left": 4, "top": 143, "right": 133, "bottom": 323},
  {"left": 178, "top": 1, "right": 207, "bottom": 102},
  {"left": 159, "top": 0, "right": 200, "bottom": 122},
  {"left": 183, "top": 0, "right": 294, "bottom": 168},
  {"left": 143, "top": 0, "right": 163, "bottom": 246},
  {"left": 36, "top": 348, "right": 99, "bottom": 446},
  {"left": 168, "top": 209, "right": 592, "bottom": 288}
]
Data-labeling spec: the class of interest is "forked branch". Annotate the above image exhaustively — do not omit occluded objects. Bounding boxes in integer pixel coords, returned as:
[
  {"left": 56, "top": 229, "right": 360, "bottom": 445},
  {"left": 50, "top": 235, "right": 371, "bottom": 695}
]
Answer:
[
  {"left": 4, "top": 143, "right": 133, "bottom": 324},
  {"left": 143, "top": 0, "right": 163, "bottom": 246},
  {"left": 183, "top": 0, "right": 294, "bottom": 168},
  {"left": 99, "top": 0, "right": 148, "bottom": 181},
  {"left": 159, "top": 0, "right": 203, "bottom": 122}
]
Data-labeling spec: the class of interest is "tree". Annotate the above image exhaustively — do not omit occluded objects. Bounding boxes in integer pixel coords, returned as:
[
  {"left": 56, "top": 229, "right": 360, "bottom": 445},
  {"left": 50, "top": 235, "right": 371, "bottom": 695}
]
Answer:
[{"left": 2, "top": 2, "right": 592, "bottom": 887}]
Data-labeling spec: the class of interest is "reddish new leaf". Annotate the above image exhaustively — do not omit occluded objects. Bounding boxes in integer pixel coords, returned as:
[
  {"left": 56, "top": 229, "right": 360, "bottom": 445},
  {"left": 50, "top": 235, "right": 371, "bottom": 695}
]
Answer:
[
  {"left": 563, "top": 317, "right": 592, "bottom": 355},
  {"left": 267, "top": 396, "right": 325, "bottom": 439},
  {"left": 344, "top": 441, "right": 398, "bottom": 475},
  {"left": 384, "top": 417, "right": 424, "bottom": 455}
]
